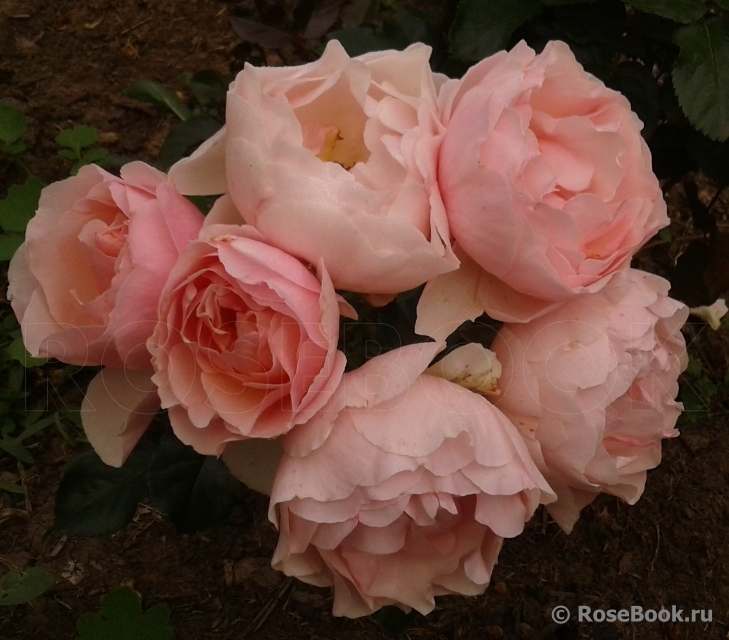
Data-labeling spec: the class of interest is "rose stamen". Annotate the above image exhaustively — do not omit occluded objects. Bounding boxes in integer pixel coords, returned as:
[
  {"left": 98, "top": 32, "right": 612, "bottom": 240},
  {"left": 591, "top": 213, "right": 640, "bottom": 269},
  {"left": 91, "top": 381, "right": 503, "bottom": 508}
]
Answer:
[{"left": 315, "top": 127, "right": 361, "bottom": 170}]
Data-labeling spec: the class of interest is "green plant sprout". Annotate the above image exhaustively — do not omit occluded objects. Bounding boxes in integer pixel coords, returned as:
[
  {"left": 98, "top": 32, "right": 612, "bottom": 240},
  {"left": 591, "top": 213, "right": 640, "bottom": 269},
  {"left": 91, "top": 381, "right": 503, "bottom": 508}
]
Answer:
[
  {"left": 0, "top": 175, "right": 43, "bottom": 261},
  {"left": 55, "top": 125, "right": 111, "bottom": 176},
  {"left": 0, "top": 103, "right": 28, "bottom": 157},
  {"left": 76, "top": 587, "right": 173, "bottom": 640}
]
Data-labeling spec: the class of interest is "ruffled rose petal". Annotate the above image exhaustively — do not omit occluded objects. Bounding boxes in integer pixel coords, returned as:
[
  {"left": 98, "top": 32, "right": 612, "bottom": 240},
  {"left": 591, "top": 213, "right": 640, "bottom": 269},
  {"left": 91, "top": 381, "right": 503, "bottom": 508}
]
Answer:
[
  {"left": 270, "top": 346, "right": 554, "bottom": 618},
  {"left": 438, "top": 40, "right": 667, "bottom": 318},
  {"left": 172, "top": 40, "right": 460, "bottom": 296},
  {"left": 148, "top": 225, "right": 347, "bottom": 454},
  {"left": 416, "top": 245, "right": 560, "bottom": 342},
  {"left": 81, "top": 368, "right": 160, "bottom": 467},
  {"left": 492, "top": 268, "right": 688, "bottom": 532}
]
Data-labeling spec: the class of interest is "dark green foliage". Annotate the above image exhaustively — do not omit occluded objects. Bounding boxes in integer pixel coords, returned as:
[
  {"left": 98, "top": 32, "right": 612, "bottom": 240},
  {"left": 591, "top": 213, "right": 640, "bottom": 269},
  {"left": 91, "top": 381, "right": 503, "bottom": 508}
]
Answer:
[
  {"left": 0, "top": 103, "right": 27, "bottom": 155},
  {"left": 156, "top": 114, "right": 222, "bottom": 172},
  {"left": 0, "top": 175, "right": 43, "bottom": 260},
  {"left": 0, "top": 175, "right": 43, "bottom": 234},
  {"left": 329, "top": 5, "right": 443, "bottom": 59},
  {"left": 54, "top": 438, "right": 156, "bottom": 537},
  {"left": 76, "top": 587, "right": 173, "bottom": 640},
  {"left": 124, "top": 72, "right": 228, "bottom": 171},
  {"left": 149, "top": 433, "right": 241, "bottom": 534},
  {"left": 449, "top": 0, "right": 543, "bottom": 61},
  {"left": 124, "top": 81, "right": 192, "bottom": 121},
  {"left": 627, "top": 0, "right": 706, "bottom": 24},
  {"left": 0, "top": 568, "right": 54, "bottom": 606},
  {"left": 55, "top": 429, "right": 241, "bottom": 537},
  {"left": 55, "top": 125, "right": 112, "bottom": 175},
  {"left": 673, "top": 17, "right": 729, "bottom": 141}
]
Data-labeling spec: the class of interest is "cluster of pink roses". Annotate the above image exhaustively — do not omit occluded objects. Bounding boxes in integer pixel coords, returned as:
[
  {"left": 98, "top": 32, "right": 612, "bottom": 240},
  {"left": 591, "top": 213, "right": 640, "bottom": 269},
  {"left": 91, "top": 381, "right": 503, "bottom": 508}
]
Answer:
[{"left": 9, "top": 39, "right": 687, "bottom": 617}]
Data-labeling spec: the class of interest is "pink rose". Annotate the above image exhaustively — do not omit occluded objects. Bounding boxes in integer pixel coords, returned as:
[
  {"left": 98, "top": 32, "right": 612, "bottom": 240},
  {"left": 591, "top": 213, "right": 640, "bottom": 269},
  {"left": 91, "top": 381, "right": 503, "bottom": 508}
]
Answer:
[
  {"left": 8, "top": 162, "right": 204, "bottom": 369},
  {"left": 147, "top": 225, "right": 347, "bottom": 456},
  {"left": 491, "top": 269, "right": 688, "bottom": 532},
  {"left": 168, "top": 40, "right": 458, "bottom": 295},
  {"left": 269, "top": 343, "right": 553, "bottom": 617},
  {"left": 418, "top": 41, "right": 667, "bottom": 335}
]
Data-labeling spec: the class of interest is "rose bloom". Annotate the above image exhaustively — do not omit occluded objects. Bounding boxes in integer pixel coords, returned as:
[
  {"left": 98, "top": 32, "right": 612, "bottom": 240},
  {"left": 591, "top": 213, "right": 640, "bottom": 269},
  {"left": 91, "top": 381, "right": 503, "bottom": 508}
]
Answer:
[
  {"left": 8, "top": 162, "right": 203, "bottom": 368},
  {"left": 423, "top": 40, "right": 667, "bottom": 329},
  {"left": 269, "top": 343, "right": 554, "bottom": 617},
  {"left": 168, "top": 40, "right": 458, "bottom": 295},
  {"left": 148, "top": 225, "right": 347, "bottom": 456},
  {"left": 491, "top": 269, "right": 688, "bottom": 532}
]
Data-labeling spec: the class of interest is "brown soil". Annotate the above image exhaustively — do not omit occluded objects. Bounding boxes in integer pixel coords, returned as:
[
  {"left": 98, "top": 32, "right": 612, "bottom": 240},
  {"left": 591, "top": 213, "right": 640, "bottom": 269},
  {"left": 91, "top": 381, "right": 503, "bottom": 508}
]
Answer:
[{"left": 1, "top": 1, "right": 728, "bottom": 639}]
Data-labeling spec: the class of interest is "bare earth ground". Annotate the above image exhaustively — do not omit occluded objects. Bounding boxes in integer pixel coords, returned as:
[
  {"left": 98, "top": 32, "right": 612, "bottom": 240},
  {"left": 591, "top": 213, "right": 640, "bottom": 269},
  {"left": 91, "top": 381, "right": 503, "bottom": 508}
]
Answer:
[{"left": 1, "top": 1, "right": 728, "bottom": 639}]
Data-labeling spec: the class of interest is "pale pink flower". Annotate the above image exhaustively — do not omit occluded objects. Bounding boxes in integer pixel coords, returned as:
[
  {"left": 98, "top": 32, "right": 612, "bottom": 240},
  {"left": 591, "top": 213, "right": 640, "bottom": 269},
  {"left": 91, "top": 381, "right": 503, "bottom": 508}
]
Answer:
[
  {"left": 269, "top": 343, "right": 553, "bottom": 617},
  {"left": 8, "top": 162, "right": 203, "bottom": 369},
  {"left": 169, "top": 40, "right": 458, "bottom": 296},
  {"left": 491, "top": 269, "right": 688, "bottom": 532},
  {"left": 417, "top": 41, "right": 667, "bottom": 339},
  {"left": 8, "top": 162, "right": 204, "bottom": 467},
  {"left": 147, "top": 225, "right": 347, "bottom": 457}
]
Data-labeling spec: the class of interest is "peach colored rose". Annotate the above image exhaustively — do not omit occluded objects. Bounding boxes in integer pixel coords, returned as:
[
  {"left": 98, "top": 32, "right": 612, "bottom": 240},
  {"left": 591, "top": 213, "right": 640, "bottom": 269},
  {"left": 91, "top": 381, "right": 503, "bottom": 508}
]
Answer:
[
  {"left": 169, "top": 40, "right": 458, "bottom": 296},
  {"left": 8, "top": 162, "right": 204, "bottom": 369},
  {"left": 491, "top": 269, "right": 688, "bottom": 532},
  {"left": 269, "top": 343, "right": 554, "bottom": 617},
  {"left": 418, "top": 41, "right": 668, "bottom": 337},
  {"left": 148, "top": 224, "right": 347, "bottom": 456}
]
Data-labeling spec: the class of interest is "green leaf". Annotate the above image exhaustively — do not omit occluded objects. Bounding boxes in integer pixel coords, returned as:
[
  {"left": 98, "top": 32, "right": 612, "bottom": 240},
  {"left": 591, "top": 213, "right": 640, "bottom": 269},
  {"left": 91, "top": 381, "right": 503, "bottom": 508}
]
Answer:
[
  {"left": 124, "top": 80, "right": 191, "bottom": 121},
  {"left": 383, "top": 7, "right": 438, "bottom": 48},
  {"left": 628, "top": 0, "right": 706, "bottom": 23},
  {"left": 0, "top": 175, "right": 43, "bottom": 234},
  {"left": 0, "top": 480, "right": 25, "bottom": 494},
  {"left": 58, "top": 149, "right": 78, "bottom": 161},
  {"left": 181, "top": 70, "right": 228, "bottom": 107},
  {"left": 81, "top": 148, "right": 109, "bottom": 165},
  {"left": 674, "top": 17, "right": 729, "bottom": 141},
  {"left": 0, "top": 233, "right": 23, "bottom": 261},
  {"left": 76, "top": 587, "right": 173, "bottom": 640},
  {"left": 155, "top": 114, "right": 222, "bottom": 172},
  {"left": 149, "top": 433, "right": 239, "bottom": 533},
  {"left": 685, "top": 356, "right": 703, "bottom": 378},
  {"left": 7, "top": 362, "right": 24, "bottom": 393},
  {"left": 0, "top": 103, "right": 27, "bottom": 145},
  {"left": 184, "top": 195, "right": 216, "bottom": 215},
  {"left": 56, "top": 126, "right": 100, "bottom": 154},
  {"left": 449, "top": 0, "right": 543, "bottom": 62},
  {"left": 0, "top": 437, "right": 33, "bottom": 463},
  {"left": 715, "top": 0, "right": 729, "bottom": 9},
  {"left": 2, "top": 140, "right": 26, "bottom": 156},
  {"left": 341, "top": 0, "right": 380, "bottom": 28},
  {"left": 54, "top": 438, "right": 155, "bottom": 537},
  {"left": 98, "top": 154, "right": 130, "bottom": 171},
  {"left": 2, "top": 313, "right": 18, "bottom": 331},
  {"left": 17, "top": 413, "right": 59, "bottom": 442},
  {"left": 0, "top": 568, "right": 54, "bottom": 606},
  {"left": 552, "top": 0, "right": 628, "bottom": 48},
  {"left": 71, "top": 148, "right": 109, "bottom": 176},
  {"left": 7, "top": 336, "right": 48, "bottom": 368}
]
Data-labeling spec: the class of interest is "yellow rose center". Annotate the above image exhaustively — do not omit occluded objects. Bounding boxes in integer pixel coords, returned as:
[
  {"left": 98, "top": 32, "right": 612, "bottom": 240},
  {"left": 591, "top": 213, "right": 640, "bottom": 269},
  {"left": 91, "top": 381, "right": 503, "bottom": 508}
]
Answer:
[{"left": 315, "top": 127, "right": 366, "bottom": 170}]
